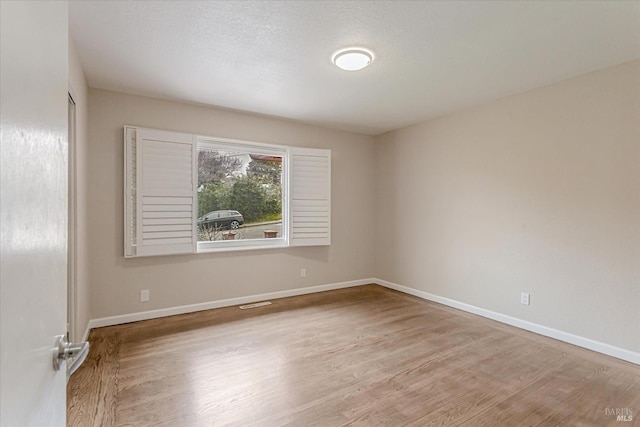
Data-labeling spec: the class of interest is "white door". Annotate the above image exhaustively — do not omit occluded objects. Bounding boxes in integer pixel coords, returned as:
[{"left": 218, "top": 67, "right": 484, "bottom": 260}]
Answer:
[{"left": 1, "top": 1, "right": 70, "bottom": 426}]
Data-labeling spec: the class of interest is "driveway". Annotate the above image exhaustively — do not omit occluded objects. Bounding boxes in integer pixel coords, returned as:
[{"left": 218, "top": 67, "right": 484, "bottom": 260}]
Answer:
[{"left": 238, "top": 221, "right": 282, "bottom": 240}]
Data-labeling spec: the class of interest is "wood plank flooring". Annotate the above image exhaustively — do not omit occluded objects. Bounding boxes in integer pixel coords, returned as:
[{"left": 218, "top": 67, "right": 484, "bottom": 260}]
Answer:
[{"left": 67, "top": 285, "right": 640, "bottom": 426}]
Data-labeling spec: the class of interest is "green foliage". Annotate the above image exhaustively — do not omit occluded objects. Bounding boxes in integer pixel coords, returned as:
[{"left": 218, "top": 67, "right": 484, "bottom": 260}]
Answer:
[
  {"left": 198, "top": 154, "right": 283, "bottom": 223},
  {"left": 246, "top": 159, "right": 281, "bottom": 185},
  {"left": 264, "top": 183, "right": 282, "bottom": 214},
  {"left": 248, "top": 159, "right": 282, "bottom": 218},
  {"left": 261, "top": 211, "right": 283, "bottom": 222},
  {"left": 228, "top": 177, "right": 269, "bottom": 223},
  {"left": 198, "top": 182, "right": 231, "bottom": 217}
]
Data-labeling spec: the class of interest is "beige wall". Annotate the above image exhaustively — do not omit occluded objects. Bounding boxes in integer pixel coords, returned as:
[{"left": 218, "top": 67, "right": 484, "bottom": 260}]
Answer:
[
  {"left": 83, "top": 61, "right": 638, "bottom": 355},
  {"left": 375, "top": 60, "right": 640, "bottom": 352},
  {"left": 87, "top": 89, "right": 376, "bottom": 319},
  {"left": 69, "top": 37, "right": 91, "bottom": 340}
]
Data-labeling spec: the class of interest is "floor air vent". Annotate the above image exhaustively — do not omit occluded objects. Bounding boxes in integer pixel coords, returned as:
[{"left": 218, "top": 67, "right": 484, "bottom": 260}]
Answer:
[{"left": 239, "top": 301, "right": 272, "bottom": 310}]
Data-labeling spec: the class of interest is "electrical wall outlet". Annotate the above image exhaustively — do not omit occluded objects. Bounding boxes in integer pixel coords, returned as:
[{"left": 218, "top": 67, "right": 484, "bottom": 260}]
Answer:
[
  {"left": 300, "top": 268, "right": 307, "bottom": 278},
  {"left": 140, "top": 289, "right": 150, "bottom": 302},
  {"left": 520, "top": 292, "right": 530, "bottom": 306}
]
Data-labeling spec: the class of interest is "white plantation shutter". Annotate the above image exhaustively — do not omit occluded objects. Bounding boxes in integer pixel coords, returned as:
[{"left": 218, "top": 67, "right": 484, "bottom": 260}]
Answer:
[
  {"left": 124, "top": 127, "right": 137, "bottom": 257},
  {"left": 124, "top": 127, "right": 197, "bottom": 257},
  {"left": 289, "top": 147, "right": 331, "bottom": 246},
  {"left": 125, "top": 126, "right": 330, "bottom": 256}
]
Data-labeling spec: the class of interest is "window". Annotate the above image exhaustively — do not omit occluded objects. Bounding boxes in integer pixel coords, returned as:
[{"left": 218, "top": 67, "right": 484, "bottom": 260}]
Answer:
[
  {"left": 124, "top": 126, "right": 330, "bottom": 257},
  {"left": 196, "top": 139, "right": 286, "bottom": 251}
]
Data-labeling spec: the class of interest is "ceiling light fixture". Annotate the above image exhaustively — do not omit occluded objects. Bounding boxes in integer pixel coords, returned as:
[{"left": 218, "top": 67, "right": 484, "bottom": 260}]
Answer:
[{"left": 332, "top": 48, "right": 374, "bottom": 71}]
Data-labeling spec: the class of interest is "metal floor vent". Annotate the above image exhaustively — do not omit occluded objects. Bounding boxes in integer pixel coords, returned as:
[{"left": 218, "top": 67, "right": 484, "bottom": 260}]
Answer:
[{"left": 239, "top": 301, "right": 272, "bottom": 310}]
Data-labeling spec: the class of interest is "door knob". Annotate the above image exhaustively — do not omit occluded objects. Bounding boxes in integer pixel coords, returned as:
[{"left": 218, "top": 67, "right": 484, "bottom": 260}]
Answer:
[{"left": 52, "top": 334, "right": 90, "bottom": 378}]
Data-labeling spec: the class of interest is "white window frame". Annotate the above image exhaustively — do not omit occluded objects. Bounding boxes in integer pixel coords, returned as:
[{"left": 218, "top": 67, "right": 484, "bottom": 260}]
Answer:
[{"left": 125, "top": 126, "right": 330, "bottom": 257}]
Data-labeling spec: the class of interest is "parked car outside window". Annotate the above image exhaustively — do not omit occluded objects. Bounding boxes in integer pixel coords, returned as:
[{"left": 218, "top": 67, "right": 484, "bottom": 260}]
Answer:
[{"left": 197, "top": 210, "right": 244, "bottom": 230}]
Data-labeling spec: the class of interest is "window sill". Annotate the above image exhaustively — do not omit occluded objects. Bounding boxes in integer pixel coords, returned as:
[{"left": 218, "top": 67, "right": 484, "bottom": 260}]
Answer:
[{"left": 197, "top": 239, "right": 288, "bottom": 254}]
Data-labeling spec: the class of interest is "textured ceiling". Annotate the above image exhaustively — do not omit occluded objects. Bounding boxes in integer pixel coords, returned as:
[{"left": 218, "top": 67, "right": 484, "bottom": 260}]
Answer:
[{"left": 70, "top": 1, "right": 640, "bottom": 135}]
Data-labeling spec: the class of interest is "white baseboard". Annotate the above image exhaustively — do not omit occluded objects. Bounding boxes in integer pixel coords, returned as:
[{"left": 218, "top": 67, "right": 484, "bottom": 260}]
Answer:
[
  {"left": 87, "top": 278, "right": 373, "bottom": 331},
  {"left": 374, "top": 278, "right": 639, "bottom": 365}
]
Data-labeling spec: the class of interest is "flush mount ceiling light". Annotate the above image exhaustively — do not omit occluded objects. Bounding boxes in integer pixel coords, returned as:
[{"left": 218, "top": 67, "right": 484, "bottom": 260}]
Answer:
[{"left": 332, "top": 48, "right": 374, "bottom": 71}]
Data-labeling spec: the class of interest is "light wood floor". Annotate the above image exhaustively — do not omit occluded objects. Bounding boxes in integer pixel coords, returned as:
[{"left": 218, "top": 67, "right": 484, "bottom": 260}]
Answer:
[{"left": 67, "top": 285, "right": 640, "bottom": 426}]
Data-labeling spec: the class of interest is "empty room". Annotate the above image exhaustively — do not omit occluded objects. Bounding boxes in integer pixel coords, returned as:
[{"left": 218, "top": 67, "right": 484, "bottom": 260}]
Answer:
[{"left": 1, "top": 1, "right": 639, "bottom": 426}]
